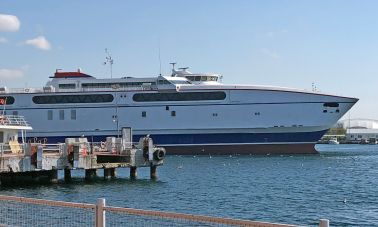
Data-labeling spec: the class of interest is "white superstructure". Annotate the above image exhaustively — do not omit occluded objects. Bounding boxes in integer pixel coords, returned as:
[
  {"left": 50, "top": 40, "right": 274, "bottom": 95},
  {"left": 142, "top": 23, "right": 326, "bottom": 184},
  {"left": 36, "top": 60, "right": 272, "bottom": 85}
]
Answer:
[{"left": 0, "top": 67, "right": 358, "bottom": 154}]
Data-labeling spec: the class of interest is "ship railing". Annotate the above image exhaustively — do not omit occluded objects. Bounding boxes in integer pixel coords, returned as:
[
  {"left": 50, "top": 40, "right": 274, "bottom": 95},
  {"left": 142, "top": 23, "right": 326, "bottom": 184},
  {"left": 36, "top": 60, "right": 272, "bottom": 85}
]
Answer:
[
  {"left": 1, "top": 87, "right": 45, "bottom": 94},
  {"left": 80, "top": 85, "right": 157, "bottom": 92},
  {"left": 0, "top": 115, "right": 31, "bottom": 127}
]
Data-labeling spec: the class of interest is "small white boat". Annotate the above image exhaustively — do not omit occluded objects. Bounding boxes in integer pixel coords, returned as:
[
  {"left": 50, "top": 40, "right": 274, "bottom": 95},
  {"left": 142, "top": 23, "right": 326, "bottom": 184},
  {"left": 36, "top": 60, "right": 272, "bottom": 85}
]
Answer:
[{"left": 328, "top": 138, "right": 339, "bottom": 145}]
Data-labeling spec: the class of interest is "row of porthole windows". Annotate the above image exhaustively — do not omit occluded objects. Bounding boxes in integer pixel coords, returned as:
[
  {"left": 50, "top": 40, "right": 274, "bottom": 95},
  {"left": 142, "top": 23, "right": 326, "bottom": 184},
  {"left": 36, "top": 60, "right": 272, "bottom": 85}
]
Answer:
[{"left": 47, "top": 109, "right": 76, "bottom": 120}]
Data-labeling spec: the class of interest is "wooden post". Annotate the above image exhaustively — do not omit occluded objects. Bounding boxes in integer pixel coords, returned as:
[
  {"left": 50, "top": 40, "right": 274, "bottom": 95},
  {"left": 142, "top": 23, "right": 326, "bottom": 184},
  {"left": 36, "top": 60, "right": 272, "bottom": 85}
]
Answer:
[
  {"left": 64, "top": 169, "right": 71, "bottom": 182},
  {"left": 95, "top": 198, "right": 106, "bottom": 227},
  {"left": 150, "top": 165, "right": 157, "bottom": 180},
  {"left": 319, "top": 219, "right": 329, "bottom": 227},
  {"left": 130, "top": 167, "right": 137, "bottom": 179}
]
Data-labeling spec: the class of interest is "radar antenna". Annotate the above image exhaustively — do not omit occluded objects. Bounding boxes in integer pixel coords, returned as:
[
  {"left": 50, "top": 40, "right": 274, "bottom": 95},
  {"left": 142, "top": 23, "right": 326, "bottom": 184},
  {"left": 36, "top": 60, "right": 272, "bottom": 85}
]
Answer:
[
  {"left": 170, "top": 62, "right": 177, "bottom": 70},
  {"left": 104, "top": 48, "right": 114, "bottom": 78},
  {"left": 178, "top": 67, "right": 189, "bottom": 71},
  {"left": 170, "top": 62, "right": 177, "bottom": 76}
]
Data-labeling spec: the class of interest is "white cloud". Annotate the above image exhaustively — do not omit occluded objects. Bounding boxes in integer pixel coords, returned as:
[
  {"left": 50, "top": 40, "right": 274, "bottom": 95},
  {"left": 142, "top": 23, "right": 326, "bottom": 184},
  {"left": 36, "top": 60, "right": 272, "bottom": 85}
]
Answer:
[
  {"left": 261, "top": 48, "right": 280, "bottom": 59},
  {"left": 0, "top": 14, "right": 20, "bottom": 32},
  {"left": 25, "top": 36, "right": 51, "bottom": 50},
  {"left": 0, "top": 68, "right": 24, "bottom": 80},
  {"left": 0, "top": 37, "right": 7, "bottom": 43}
]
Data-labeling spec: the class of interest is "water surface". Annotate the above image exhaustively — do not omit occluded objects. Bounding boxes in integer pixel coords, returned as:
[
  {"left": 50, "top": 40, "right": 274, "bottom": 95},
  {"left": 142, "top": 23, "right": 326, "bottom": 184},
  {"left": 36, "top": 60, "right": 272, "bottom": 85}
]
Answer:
[{"left": 1, "top": 144, "right": 377, "bottom": 226}]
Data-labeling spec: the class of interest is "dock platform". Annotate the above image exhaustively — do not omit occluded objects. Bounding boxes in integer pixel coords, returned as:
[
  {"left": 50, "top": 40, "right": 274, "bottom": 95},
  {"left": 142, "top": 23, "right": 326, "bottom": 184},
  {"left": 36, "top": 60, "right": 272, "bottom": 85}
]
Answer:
[{"left": 0, "top": 135, "right": 165, "bottom": 184}]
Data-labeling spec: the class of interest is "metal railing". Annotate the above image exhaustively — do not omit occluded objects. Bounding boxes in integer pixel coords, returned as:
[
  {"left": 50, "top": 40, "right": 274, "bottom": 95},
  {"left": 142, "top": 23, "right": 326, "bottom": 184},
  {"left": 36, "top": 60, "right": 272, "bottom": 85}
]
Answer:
[
  {"left": 0, "top": 115, "right": 30, "bottom": 127},
  {"left": 0, "top": 195, "right": 330, "bottom": 227}
]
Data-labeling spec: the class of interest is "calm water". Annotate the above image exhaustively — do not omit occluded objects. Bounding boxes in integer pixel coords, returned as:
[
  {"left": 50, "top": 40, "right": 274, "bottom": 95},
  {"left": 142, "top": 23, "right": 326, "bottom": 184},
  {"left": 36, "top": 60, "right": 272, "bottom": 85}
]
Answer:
[{"left": 1, "top": 144, "right": 378, "bottom": 226}]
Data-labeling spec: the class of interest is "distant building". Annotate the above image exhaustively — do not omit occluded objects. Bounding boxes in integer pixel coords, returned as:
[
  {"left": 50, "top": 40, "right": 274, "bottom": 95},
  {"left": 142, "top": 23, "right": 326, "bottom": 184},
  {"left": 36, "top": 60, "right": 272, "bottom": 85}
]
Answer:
[
  {"left": 338, "top": 118, "right": 378, "bottom": 143},
  {"left": 346, "top": 129, "right": 378, "bottom": 143}
]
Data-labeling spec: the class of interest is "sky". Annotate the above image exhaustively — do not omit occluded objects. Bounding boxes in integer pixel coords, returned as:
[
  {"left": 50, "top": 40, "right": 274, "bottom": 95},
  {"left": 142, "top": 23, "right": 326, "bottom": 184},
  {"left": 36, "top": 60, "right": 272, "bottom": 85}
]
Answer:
[{"left": 0, "top": 0, "right": 378, "bottom": 119}]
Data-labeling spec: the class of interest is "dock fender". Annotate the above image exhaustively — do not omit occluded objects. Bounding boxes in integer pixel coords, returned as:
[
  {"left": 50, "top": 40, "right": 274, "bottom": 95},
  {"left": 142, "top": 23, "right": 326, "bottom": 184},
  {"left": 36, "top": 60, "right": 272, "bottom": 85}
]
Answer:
[{"left": 153, "top": 147, "right": 166, "bottom": 161}]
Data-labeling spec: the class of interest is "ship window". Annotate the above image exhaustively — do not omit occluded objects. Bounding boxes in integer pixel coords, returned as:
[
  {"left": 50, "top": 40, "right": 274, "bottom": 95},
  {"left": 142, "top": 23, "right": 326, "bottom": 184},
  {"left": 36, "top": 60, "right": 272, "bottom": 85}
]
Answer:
[
  {"left": 48, "top": 110, "right": 53, "bottom": 120},
  {"left": 166, "top": 106, "right": 169, "bottom": 111},
  {"left": 323, "top": 110, "right": 327, "bottom": 113},
  {"left": 59, "top": 84, "right": 76, "bottom": 89},
  {"left": 59, "top": 110, "right": 64, "bottom": 120},
  {"left": 0, "top": 96, "right": 15, "bottom": 105},
  {"left": 0, "top": 132, "right": 3, "bottom": 143},
  {"left": 133, "top": 91, "right": 226, "bottom": 102},
  {"left": 142, "top": 111, "right": 146, "bottom": 117},
  {"left": 32, "top": 94, "right": 114, "bottom": 104},
  {"left": 71, "top": 110, "right": 76, "bottom": 120},
  {"left": 171, "top": 111, "right": 176, "bottom": 117},
  {"left": 323, "top": 102, "right": 339, "bottom": 107},
  {"left": 194, "top": 77, "right": 201, "bottom": 81}
]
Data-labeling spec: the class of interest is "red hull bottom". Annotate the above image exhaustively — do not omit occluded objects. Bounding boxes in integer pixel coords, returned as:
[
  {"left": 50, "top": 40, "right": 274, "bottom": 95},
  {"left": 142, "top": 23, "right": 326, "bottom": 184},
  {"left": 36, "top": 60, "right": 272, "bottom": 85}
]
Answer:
[{"left": 163, "top": 143, "right": 318, "bottom": 155}]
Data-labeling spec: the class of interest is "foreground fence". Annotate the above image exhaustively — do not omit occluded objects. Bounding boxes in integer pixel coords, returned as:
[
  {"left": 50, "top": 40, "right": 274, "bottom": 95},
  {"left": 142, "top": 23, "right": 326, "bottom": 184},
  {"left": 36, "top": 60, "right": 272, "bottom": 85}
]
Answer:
[{"left": 0, "top": 195, "right": 329, "bottom": 227}]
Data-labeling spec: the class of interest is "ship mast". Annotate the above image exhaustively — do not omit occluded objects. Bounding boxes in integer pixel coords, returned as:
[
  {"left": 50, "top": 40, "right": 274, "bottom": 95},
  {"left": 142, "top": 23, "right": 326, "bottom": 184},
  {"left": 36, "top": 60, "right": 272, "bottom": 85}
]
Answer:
[{"left": 104, "top": 48, "right": 114, "bottom": 78}]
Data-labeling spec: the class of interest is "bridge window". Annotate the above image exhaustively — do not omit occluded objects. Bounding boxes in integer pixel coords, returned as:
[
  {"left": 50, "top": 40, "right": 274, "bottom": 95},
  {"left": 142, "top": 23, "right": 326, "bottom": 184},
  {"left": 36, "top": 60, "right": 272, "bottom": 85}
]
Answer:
[{"left": 59, "top": 84, "right": 76, "bottom": 89}]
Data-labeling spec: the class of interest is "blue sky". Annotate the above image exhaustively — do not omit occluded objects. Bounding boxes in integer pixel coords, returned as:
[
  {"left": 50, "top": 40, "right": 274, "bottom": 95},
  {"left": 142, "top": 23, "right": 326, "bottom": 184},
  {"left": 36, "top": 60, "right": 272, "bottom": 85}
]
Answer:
[{"left": 0, "top": 1, "right": 377, "bottom": 119}]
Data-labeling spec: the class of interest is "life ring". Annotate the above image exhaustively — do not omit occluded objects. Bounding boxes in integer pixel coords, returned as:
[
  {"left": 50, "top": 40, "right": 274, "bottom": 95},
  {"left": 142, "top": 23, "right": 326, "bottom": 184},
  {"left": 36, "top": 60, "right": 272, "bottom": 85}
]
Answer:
[{"left": 100, "top": 142, "right": 106, "bottom": 149}]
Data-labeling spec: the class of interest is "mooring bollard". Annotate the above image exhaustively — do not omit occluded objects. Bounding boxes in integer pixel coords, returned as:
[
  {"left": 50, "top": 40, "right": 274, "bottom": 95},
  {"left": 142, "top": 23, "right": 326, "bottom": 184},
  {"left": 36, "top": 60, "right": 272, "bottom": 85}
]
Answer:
[
  {"left": 319, "top": 219, "right": 329, "bottom": 227},
  {"left": 96, "top": 198, "right": 106, "bottom": 227}
]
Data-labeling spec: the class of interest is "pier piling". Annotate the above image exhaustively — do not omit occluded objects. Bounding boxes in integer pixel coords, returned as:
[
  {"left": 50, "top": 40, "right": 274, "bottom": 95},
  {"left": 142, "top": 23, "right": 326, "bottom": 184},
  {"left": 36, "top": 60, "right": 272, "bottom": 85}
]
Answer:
[
  {"left": 110, "top": 168, "right": 116, "bottom": 178},
  {"left": 49, "top": 170, "right": 58, "bottom": 183},
  {"left": 130, "top": 167, "right": 137, "bottom": 179},
  {"left": 64, "top": 169, "right": 71, "bottom": 182},
  {"left": 103, "top": 169, "right": 112, "bottom": 179},
  {"left": 85, "top": 169, "right": 97, "bottom": 181},
  {"left": 150, "top": 165, "right": 157, "bottom": 179}
]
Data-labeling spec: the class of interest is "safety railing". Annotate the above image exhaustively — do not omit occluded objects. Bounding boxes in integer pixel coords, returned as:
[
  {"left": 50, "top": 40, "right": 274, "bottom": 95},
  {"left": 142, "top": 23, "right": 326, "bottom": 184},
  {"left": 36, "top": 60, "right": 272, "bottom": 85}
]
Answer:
[
  {"left": 0, "top": 115, "right": 30, "bottom": 127},
  {"left": 0, "top": 195, "right": 330, "bottom": 227},
  {"left": 0, "top": 143, "right": 26, "bottom": 155}
]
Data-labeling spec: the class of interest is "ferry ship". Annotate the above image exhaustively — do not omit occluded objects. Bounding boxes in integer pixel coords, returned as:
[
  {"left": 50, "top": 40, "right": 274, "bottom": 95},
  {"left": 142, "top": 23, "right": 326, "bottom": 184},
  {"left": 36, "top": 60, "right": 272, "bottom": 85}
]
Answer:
[{"left": 0, "top": 66, "right": 358, "bottom": 155}]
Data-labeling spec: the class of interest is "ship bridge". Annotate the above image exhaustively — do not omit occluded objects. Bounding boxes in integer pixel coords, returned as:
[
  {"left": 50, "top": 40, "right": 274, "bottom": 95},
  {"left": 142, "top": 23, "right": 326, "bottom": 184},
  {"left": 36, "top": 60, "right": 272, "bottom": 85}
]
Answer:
[{"left": 171, "top": 67, "right": 222, "bottom": 85}]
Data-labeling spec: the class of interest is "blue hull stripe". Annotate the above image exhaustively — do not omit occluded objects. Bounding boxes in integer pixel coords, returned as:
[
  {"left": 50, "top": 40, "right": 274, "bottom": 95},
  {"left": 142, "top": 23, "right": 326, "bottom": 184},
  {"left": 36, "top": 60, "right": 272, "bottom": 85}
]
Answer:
[{"left": 26, "top": 130, "right": 328, "bottom": 145}]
